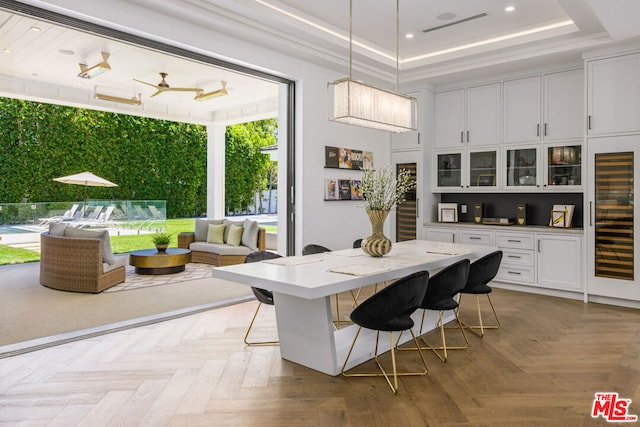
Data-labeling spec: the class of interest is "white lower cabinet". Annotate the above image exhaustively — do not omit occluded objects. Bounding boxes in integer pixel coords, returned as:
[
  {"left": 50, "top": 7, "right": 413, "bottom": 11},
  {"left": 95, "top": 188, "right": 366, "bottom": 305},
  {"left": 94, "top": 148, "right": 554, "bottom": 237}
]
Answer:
[
  {"left": 537, "top": 233, "right": 582, "bottom": 291},
  {"left": 423, "top": 227, "right": 457, "bottom": 243},
  {"left": 423, "top": 225, "right": 583, "bottom": 297},
  {"left": 495, "top": 231, "right": 536, "bottom": 285}
]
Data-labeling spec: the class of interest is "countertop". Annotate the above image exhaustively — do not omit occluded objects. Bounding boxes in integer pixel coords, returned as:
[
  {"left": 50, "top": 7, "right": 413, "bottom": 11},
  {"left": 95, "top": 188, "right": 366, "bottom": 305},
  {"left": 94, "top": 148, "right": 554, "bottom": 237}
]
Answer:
[{"left": 424, "top": 222, "right": 584, "bottom": 235}]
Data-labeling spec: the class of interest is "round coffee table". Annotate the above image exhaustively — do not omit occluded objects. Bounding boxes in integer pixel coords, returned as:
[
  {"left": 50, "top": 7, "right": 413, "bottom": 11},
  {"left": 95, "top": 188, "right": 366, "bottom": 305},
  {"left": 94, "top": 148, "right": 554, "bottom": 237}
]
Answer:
[{"left": 129, "top": 248, "right": 191, "bottom": 275}]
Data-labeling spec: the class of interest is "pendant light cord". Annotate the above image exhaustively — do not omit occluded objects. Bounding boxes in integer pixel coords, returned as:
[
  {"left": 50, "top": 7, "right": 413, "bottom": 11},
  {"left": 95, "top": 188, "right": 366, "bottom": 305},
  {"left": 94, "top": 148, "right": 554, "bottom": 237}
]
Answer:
[
  {"left": 349, "top": 0, "right": 353, "bottom": 81},
  {"left": 396, "top": 0, "right": 399, "bottom": 92}
]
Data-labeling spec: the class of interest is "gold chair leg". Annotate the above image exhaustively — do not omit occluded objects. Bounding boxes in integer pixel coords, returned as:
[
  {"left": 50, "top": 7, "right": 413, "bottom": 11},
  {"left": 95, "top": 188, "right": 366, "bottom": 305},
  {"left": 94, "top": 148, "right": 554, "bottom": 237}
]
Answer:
[
  {"left": 342, "top": 328, "right": 428, "bottom": 395},
  {"left": 399, "top": 310, "right": 469, "bottom": 362},
  {"left": 243, "top": 302, "right": 279, "bottom": 346},
  {"left": 334, "top": 293, "right": 354, "bottom": 330},
  {"left": 458, "top": 294, "right": 500, "bottom": 338}
]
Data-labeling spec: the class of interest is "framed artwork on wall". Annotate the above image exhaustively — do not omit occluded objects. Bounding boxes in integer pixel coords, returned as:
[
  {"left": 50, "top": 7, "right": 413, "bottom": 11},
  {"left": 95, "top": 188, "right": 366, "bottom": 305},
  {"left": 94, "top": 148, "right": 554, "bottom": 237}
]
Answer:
[{"left": 325, "top": 146, "right": 373, "bottom": 170}]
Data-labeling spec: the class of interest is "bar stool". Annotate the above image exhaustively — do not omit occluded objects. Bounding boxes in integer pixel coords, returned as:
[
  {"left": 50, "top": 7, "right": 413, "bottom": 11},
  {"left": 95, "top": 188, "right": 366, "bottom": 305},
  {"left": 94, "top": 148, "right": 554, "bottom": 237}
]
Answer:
[
  {"left": 458, "top": 250, "right": 503, "bottom": 337},
  {"left": 243, "top": 251, "right": 282, "bottom": 346},
  {"left": 341, "top": 270, "right": 430, "bottom": 394}
]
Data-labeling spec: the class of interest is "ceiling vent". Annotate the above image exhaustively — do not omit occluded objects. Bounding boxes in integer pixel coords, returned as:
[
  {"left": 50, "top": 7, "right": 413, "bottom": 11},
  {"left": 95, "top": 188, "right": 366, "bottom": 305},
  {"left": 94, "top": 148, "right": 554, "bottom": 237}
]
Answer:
[{"left": 422, "top": 13, "right": 488, "bottom": 34}]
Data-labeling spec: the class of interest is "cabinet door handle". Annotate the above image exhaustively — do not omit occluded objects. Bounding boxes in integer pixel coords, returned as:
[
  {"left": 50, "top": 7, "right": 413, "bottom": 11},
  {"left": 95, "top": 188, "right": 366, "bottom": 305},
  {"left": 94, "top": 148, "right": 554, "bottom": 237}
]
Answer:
[
  {"left": 544, "top": 123, "right": 547, "bottom": 136},
  {"left": 469, "top": 236, "right": 481, "bottom": 240},
  {"left": 536, "top": 123, "right": 540, "bottom": 137},
  {"left": 507, "top": 239, "right": 521, "bottom": 243},
  {"left": 538, "top": 239, "right": 541, "bottom": 253},
  {"left": 507, "top": 255, "right": 522, "bottom": 259},
  {"left": 418, "top": 132, "right": 421, "bottom": 145},
  {"left": 588, "top": 115, "right": 592, "bottom": 130},
  {"left": 590, "top": 201, "right": 593, "bottom": 227},
  {"left": 416, "top": 198, "right": 419, "bottom": 218},
  {"left": 460, "top": 131, "right": 464, "bottom": 143},
  {"left": 508, "top": 271, "right": 522, "bottom": 275},
  {"left": 466, "top": 131, "right": 470, "bottom": 143}
]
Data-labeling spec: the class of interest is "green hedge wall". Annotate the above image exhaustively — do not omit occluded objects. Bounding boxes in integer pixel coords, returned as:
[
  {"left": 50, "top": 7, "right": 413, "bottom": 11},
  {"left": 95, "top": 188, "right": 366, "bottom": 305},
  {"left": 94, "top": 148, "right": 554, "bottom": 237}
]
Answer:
[{"left": 0, "top": 98, "right": 208, "bottom": 218}]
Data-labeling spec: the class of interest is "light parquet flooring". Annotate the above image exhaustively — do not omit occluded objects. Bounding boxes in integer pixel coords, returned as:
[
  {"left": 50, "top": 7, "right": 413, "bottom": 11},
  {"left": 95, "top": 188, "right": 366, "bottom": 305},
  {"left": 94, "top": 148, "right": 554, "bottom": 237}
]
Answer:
[{"left": 1, "top": 288, "right": 639, "bottom": 426}]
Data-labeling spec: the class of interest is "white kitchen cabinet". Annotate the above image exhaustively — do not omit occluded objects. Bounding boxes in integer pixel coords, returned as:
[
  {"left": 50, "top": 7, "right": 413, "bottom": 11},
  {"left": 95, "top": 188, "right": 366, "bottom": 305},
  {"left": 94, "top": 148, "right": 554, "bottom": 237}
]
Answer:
[
  {"left": 423, "top": 226, "right": 457, "bottom": 243},
  {"left": 537, "top": 234, "right": 582, "bottom": 291},
  {"left": 434, "top": 89, "right": 464, "bottom": 149},
  {"left": 495, "top": 231, "right": 536, "bottom": 285},
  {"left": 503, "top": 76, "right": 541, "bottom": 144},
  {"left": 458, "top": 229, "right": 494, "bottom": 246},
  {"left": 587, "top": 52, "right": 640, "bottom": 135},
  {"left": 503, "top": 144, "right": 541, "bottom": 190},
  {"left": 542, "top": 142, "right": 583, "bottom": 190},
  {"left": 467, "top": 147, "right": 499, "bottom": 190},
  {"left": 543, "top": 68, "right": 584, "bottom": 141},
  {"left": 434, "top": 83, "right": 501, "bottom": 149},
  {"left": 503, "top": 69, "right": 583, "bottom": 144},
  {"left": 424, "top": 225, "right": 584, "bottom": 297},
  {"left": 434, "top": 150, "right": 464, "bottom": 192}
]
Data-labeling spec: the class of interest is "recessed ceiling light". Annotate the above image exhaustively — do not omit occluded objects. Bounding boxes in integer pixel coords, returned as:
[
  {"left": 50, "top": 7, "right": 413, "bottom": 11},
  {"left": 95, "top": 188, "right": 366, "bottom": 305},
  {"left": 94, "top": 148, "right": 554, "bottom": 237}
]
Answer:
[
  {"left": 405, "top": 33, "right": 414, "bottom": 39},
  {"left": 505, "top": 5, "right": 515, "bottom": 12},
  {"left": 437, "top": 12, "right": 457, "bottom": 21},
  {"left": 58, "top": 49, "right": 75, "bottom": 55},
  {"left": 2, "top": 48, "right": 12, "bottom": 54},
  {"left": 30, "top": 26, "right": 41, "bottom": 31}
]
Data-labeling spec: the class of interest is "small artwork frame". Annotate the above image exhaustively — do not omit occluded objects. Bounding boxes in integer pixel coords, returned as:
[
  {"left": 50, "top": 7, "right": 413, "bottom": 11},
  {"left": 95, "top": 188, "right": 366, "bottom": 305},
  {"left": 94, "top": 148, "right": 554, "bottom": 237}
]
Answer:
[
  {"left": 440, "top": 208, "right": 457, "bottom": 223},
  {"left": 437, "top": 203, "right": 458, "bottom": 223},
  {"left": 477, "top": 174, "right": 496, "bottom": 186}
]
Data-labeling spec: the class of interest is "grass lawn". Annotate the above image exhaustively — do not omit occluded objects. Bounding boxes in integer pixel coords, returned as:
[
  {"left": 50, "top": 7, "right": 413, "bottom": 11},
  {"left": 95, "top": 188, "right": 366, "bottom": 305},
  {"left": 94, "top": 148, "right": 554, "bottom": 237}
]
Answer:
[{"left": 0, "top": 218, "right": 278, "bottom": 266}]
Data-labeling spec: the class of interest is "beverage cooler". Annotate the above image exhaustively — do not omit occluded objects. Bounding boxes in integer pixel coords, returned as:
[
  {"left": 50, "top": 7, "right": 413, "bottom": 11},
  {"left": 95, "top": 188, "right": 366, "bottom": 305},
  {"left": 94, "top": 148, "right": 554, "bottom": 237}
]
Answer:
[{"left": 587, "top": 135, "right": 640, "bottom": 302}]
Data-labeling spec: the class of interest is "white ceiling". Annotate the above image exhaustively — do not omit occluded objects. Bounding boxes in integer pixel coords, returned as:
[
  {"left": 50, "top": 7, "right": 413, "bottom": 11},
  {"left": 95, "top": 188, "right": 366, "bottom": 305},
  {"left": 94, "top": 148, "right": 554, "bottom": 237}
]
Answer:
[{"left": 1, "top": 0, "right": 639, "bottom": 121}]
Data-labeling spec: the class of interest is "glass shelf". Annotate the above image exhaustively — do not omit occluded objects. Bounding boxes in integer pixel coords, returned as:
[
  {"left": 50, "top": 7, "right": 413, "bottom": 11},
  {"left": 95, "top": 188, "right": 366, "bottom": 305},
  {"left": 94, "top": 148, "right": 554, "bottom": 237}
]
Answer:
[
  {"left": 547, "top": 144, "right": 581, "bottom": 186},
  {"left": 436, "top": 152, "right": 462, "bottom": 188},
  {"left": 469, "top": 150, "right": 497, "bottom": 188}
]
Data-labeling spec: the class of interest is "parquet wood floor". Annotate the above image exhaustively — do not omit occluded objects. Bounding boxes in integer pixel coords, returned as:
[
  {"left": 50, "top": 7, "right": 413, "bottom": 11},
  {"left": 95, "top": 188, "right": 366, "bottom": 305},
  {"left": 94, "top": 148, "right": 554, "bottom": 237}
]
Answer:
[{"left": 1, "top": 288, "right": 639, "bottom": 426}]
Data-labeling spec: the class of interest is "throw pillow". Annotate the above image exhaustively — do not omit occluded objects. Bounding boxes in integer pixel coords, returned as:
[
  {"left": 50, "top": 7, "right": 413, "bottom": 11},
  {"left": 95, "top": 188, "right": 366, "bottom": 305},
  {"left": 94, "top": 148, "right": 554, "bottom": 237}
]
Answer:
[
  {"left": 206, "top": 224, "right": 226, "bottom": 244},
  {"left": 223, "top": 219, "right": 244, "bottom": 243},
  {"left": 195, "top": 218, "right": 224, "bottom": 242},
  {"left": 227, "top": 224, "right": 244, "bottom": 246},
  {"left": 64, "top": 226, "right": 116, "bottom": 265},
  {"left": 49, "top": 222, "right": 67, "bottom": 236},
  {"left": 241, "top": 219, "right": 260, "bottom": 250}
]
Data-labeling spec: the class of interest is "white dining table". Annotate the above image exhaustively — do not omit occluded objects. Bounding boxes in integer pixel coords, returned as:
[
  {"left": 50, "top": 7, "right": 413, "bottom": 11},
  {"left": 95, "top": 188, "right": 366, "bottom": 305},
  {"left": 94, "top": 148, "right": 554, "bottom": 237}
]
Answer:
[{"left": 211, "top": 239, "right": 496, "bottom": 376}]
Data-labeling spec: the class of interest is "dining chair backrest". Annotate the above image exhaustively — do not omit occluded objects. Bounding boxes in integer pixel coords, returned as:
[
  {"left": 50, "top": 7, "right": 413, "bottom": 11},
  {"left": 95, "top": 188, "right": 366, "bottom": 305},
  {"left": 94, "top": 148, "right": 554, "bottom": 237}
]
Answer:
[
  {"left": 350, "top": 270, "right": 429, "bottom": 332},
  {"left": 302, "top": 244, "right": 331, "bottom": 255},
  {"left": 245, "top": 251, "right": 282, "bottom": 304},
  {"left": 462, "top": 251, "right": 503, "bottom": 294},
  {"left": 421, "top": 259, "right": 470, "bottom": 310}
]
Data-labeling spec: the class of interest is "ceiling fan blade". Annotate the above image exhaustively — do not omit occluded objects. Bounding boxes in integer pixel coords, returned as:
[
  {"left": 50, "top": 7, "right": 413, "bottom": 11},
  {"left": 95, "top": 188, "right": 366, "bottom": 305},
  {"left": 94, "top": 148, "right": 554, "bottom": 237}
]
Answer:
[
  {"left": 149, "top": 89, "right": 163, "bottom": 97},
  {"left": 133, "top": 79, "right": 160, "bottom": 89},
  {"left": 165, "top": 87, "right": 203, "bottom": 92}
]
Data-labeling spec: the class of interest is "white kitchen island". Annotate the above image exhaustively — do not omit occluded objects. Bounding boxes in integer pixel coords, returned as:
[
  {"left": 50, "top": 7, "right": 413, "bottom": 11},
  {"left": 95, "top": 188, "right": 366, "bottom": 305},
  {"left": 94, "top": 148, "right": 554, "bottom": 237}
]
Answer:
[{"left": 212, "top": 240, "right": 495, "bottom": 376}]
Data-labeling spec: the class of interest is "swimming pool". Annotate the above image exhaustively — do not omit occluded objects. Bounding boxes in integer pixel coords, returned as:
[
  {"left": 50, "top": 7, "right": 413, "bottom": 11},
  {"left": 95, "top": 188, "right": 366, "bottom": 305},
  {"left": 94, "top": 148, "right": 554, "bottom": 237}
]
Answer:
[{"left": 0, "top": 225, "right": 35, "bottom": 235}]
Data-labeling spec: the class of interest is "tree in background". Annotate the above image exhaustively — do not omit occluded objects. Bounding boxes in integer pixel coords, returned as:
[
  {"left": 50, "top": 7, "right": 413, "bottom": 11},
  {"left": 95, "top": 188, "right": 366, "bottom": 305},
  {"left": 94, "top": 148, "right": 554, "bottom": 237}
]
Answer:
[{"left": 225, "top": 118, "right": 278, "bottom": 214}]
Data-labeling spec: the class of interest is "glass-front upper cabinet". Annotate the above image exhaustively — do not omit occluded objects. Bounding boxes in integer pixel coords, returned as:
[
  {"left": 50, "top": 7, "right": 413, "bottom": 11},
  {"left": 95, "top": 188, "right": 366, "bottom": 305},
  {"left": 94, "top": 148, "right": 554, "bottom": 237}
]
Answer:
[
  {"left": 544, "top": 143, "right": 582, "bottom": 190},
  {"left": 504, "top": 145, "right": 540, "bottom": 190},
  {"left": 434, "top": 150, "right": 464, "bottom": 191},
  {"left": 467, "top": 148, "right": 499, "bottom": 190}
]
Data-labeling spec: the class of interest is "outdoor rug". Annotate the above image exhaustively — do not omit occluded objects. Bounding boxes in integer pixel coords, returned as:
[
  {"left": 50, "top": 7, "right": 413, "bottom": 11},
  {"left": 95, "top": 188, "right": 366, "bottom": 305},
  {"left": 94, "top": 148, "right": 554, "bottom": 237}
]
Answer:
[
  {"left": 0, "top": 262, "right": 254, "bottom": 355},
  {"left": 104, "top": 262, "right": 214, "bottom": 292}
]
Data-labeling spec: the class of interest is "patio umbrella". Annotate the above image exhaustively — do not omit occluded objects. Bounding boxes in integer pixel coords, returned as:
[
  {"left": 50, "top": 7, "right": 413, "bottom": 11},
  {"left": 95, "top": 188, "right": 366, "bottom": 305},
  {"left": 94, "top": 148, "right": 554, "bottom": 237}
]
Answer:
[{"left": 53, "top": 171, "right": 118, "bottom": 217}]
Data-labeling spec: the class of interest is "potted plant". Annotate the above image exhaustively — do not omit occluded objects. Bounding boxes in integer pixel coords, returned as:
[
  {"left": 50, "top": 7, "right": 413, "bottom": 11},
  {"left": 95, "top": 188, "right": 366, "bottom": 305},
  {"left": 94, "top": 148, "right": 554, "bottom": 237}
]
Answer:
[{"left": 151, "top": 232, "right": 173, "bottom": 252}]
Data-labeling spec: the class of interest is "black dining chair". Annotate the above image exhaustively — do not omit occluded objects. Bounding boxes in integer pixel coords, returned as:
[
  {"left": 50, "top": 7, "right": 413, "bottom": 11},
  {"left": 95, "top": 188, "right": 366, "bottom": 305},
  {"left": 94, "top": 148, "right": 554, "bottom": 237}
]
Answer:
[
  {"left": 352, "top": 239, "right": 363, "bottom": 248},
  {"left": 302, "top": 243, "right": 350, "bottom": 328},
  {"left": 243, "top": 250, "right": 282, "bottom": 346},
  {"left": 458, "top": 250, "right": 503, "bottom": 337},
  {"left": 341, "top": 270, "right": 430, "bottom": 394},
  {"left": 400, "top": 259, "right": 471, "bottom": 362}
]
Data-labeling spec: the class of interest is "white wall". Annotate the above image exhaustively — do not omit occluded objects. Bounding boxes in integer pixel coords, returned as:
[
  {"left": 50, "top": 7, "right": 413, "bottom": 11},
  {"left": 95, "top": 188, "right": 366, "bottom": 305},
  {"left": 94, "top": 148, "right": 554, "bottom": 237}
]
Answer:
[{"left": 26, "top": 0, "right": 392, "bottom": 253}]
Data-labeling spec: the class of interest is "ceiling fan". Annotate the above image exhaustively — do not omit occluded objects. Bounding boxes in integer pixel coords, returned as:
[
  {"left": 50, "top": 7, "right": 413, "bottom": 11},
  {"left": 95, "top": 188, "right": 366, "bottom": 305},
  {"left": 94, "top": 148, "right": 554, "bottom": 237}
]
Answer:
[{"left": 133, "top": 72, "right": 203, "bottom": 97}]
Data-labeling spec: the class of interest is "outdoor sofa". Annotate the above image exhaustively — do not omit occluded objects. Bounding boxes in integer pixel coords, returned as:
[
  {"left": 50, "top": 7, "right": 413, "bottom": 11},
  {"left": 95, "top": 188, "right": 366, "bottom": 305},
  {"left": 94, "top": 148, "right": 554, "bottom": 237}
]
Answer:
[
  {"left": 39, "top": 223, "right": 127, "bottom": 293},
  {"left": 178, "top": 218, "right": 266, "bottom": 267}
]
